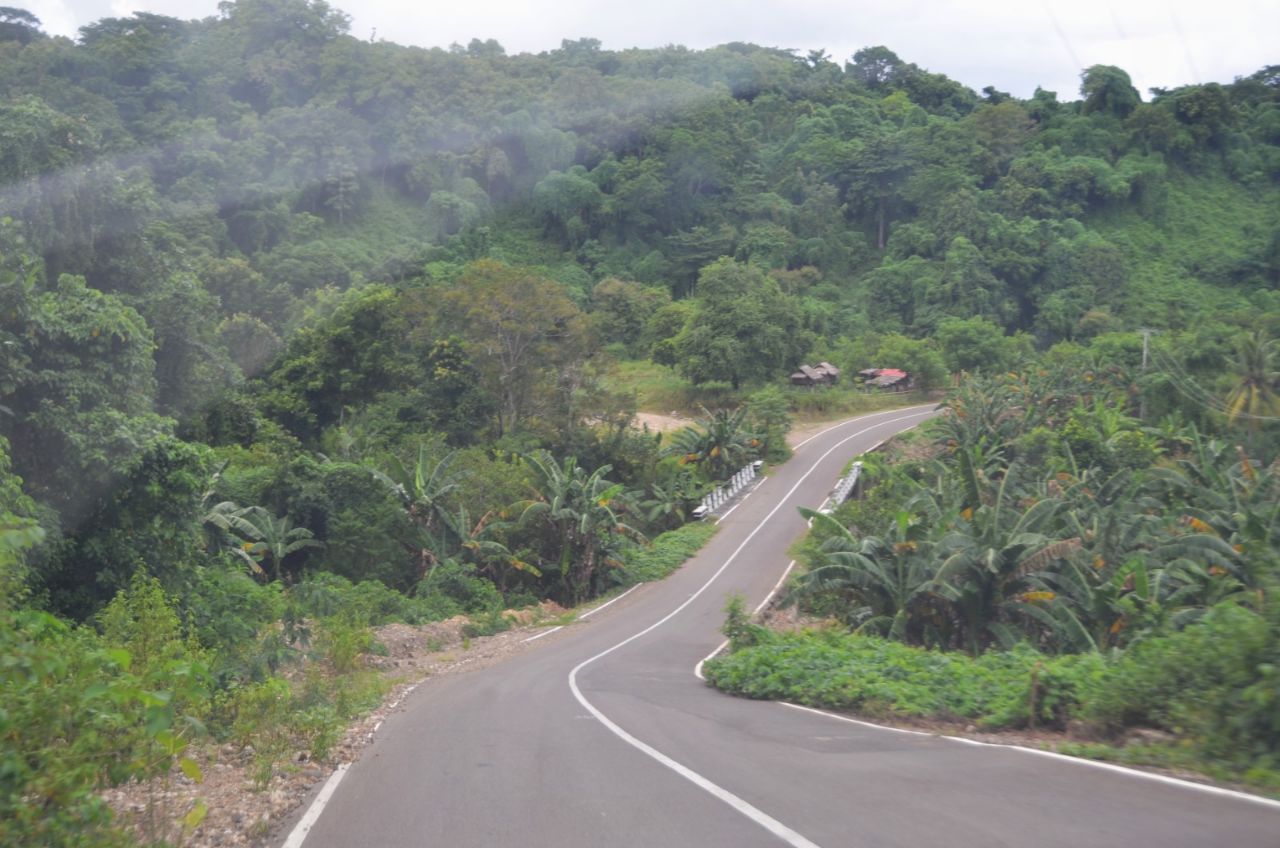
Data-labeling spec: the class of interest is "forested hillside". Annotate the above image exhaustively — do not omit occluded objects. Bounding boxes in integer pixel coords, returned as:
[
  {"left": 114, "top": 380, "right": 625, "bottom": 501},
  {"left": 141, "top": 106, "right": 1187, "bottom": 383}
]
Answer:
[{"left": 0, "top": 0, "right": 1277, "bottom": 841}]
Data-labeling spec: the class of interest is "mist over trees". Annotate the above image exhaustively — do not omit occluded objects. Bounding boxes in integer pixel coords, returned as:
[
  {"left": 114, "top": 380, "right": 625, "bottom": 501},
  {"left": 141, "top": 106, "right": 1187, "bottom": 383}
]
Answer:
[
  {"left": 0, "top": 4, "right": 1277, "bottom": 837},
  {"left": 0, "top": 0, "right": 1273, "bottom": 610}
]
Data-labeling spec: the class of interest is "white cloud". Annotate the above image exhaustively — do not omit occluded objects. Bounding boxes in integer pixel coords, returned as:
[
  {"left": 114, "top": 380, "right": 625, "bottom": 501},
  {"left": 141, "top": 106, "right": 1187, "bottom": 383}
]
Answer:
[
  {"left": 35, "top": 0, "right": 1280, "bottom": 99},
  {"left": 24, "top": 0, "right": 81, "bottom": 37}
]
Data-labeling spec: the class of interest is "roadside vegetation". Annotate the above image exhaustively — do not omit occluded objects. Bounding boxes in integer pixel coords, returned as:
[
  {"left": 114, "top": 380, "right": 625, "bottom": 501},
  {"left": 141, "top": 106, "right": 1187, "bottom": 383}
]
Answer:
[{"left": 707, "top": 356, "right": 1280, "bottom": 792}]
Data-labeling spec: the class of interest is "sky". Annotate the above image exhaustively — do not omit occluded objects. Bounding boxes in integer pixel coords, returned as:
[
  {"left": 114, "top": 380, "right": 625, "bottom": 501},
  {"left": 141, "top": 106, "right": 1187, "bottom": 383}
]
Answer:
[{"left": 21, "top": 0, "right": 1279, "bottom": 99}]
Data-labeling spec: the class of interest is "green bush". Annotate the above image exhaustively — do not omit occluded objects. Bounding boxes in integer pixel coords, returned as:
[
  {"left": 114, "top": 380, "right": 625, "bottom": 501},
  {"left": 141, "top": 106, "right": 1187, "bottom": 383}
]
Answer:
[
  {"left": 0, "top": 577, "right": 215, "bottom": 847},
  {"left": 461, "top": 609, "right": 513, "bottom": 638},
  {"left": 414, "top": 560, "right": 504, "bottom": 617},
  {"left": 0, "top": 610, "right": 135, "bottom": 846},
  {"left": 316, "top": 616, "right": 377, "bottom": 673},
  {"left": 705, "top": 629, "right": 1101, "bottom": 729},
  {"left": 620, "top": 522, "right": 717, "bottom": 584},
  {"left": 290, "top": 571, "right": 412, "bottom": 626},
  {"left": 182, "top": 562, "right": 286, "bottom": 681},
  {"left": 1084, "top": 603, "right": 1280, "bottom": 766}
]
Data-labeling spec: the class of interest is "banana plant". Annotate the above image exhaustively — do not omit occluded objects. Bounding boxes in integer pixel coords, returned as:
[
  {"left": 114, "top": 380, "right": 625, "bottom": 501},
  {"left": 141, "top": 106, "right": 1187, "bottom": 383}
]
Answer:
[
  {"left": 517, "top": 450, "right": 644, "bottom": 603},
  {"left": 789, "top": 508, "right": 947, "bottom": 646}
]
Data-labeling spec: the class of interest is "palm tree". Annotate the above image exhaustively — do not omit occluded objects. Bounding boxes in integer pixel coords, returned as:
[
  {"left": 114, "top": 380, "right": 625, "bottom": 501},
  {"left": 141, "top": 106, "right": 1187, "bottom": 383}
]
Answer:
[
  {"left": 449, "top": 504, "right": 541, "bottom": 590},
  {"left": 665, "top": 405, "right": 760, "bottom": 481},
  {"left": 1146, "top": 430, "right": 1276, "bottom": 596},
  {"left": 1034, "top": 463, "right": 1245, "bottom": 651},
  {"left": 197, "top": 464, "right": 270, "bottom": 578},
  {"left": 1224, "top": 331, "right": 1280, "bottom": 443},
  {"left": 201, "top": 499, "right": 268, "bottom": 578},
  {"left": 376, "top": 446, "right": 463, "bottom": 541},
  {"left": 924, "top": 466, "right": 1076, "bottom": 654}
]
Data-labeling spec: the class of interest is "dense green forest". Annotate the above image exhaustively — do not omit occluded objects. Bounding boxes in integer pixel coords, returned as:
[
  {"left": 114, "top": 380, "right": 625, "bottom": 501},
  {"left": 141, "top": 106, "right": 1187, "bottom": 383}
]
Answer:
[{"left": 0, "top": 0, "right": 1277, "bottom": 841}]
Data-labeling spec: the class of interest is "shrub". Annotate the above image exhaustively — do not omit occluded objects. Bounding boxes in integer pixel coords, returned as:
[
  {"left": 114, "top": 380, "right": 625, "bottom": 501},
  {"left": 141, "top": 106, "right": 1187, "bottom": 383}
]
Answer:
[
  {"left": 182, "top": 562, "right": 285, "bottom": 681},
  {"left": 704, "top": 629, "right": 1100, "bottom": 730},
  {"left": 461, "top": 609, "right": 513, "bottom": 638},
  {"left": 621, "top": 522, "right": 717, "bottom": 584},
  {"left": 414, "top": 560, "right": 504, "bottom": 617},
  {"left": 0, "top": 610, "right": 134, "bottom": 846},
  {"left": 1083, "top": 603, "right": 1279, "bottom": 765}
]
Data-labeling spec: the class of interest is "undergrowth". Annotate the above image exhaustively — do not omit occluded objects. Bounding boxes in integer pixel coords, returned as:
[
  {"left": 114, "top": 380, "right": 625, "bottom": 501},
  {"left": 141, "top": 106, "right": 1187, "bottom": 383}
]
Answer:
[{"left": 620, "top": 521, "right": 718, "bottom": 584}]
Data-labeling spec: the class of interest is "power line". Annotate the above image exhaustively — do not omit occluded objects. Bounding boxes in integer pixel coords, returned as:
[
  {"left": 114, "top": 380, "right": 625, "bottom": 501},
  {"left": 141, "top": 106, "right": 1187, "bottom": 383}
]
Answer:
[{"left": 1150, "top": 347, "right": 1280, "bottom": 423}]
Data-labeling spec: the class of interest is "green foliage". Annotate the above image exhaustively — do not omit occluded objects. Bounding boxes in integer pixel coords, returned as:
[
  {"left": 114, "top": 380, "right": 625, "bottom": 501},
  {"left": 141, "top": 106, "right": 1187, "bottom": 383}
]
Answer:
[
  {"left": 315, "top": 615, "right": 377, "bottom": 674},
  {"left": 0, "top": 264, "right": 167, "bottom": 522},
  {"left": 517, "top": 450, "right": 644, "bottom": 602},
  {"left": 415, "top": 559, "right": 505, "bottom": 618},
  {"left": 936, "top": 316, "right": 1028, "bottom": 374},
  {"left": 1083, "top": 602, "right": 1280, "bottom": 768},
  {"left": 620, "top": 521, "right": 718, "bottom": 584},
  {"left": 672, "top": 258, "right": 810, "bottom": 390},
  {"left": 713, "top": 598, "right": 1280, "bottom": 780},
  {"left": 441, "top": 260, "right": 588, "bottom": 436},
  {"left": 746, "top": 386, "right": 793, "bottom": 462},
  {"left": 786, "top": 361, "right": 1280, "bottom": 655},
  {"left": 257, "top": 285, "right": 414, "bottom": 444},
  {"left": 705, "top": 628, "right": 1104, "bottom": 729},
  {"left": 1080, "top": 65, "right": 1142, "bottom": 119},
  {"left": 183, "top": 563, "right": 286, "bottom": 680},
  {"left": 38, "top": 434, "right": 213, "bottom": 619},
  {"left": 0, "top": 610, "right": 136, "bottom": 847},
  {"left": 0, "top": 569, "right": 213, "bottom": 847},
  {"left": 665, "top": 405, "right": 761, "bottom": 481},
  {"left": 721, "top": 593, "right": 766, "bottom": 652}
]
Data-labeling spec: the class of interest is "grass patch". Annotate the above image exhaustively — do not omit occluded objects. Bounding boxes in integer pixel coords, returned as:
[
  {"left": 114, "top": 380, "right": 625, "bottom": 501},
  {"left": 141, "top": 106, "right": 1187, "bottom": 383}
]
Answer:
[
  {"left": 784, "top": 386, "right": 935, "bottom": 424},
  {"left": 602, "top": 359, "right": 740, "bottom": 414},
  {"left": 1052, "top": 742, "right": 1280, "bottom": 797},
  {"left": 704, "top": 629, "right": 1104, "bottom": 729},
  {"left": 621, "top": 521, "right": 719, "bottom": 584}
]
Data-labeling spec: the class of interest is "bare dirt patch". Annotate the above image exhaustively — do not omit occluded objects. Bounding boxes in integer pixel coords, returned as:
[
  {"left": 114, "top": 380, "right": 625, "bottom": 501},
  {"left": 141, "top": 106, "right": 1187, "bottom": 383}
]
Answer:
[{"left": 633, "top": 411, "right": 692, "bottom": 434}]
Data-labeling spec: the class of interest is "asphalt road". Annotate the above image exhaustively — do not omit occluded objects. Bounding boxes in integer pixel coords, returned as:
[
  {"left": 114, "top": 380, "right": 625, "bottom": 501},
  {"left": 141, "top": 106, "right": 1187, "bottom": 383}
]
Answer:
[{"left": 282, "top": 405, "right": 1280, "bottom": 847}]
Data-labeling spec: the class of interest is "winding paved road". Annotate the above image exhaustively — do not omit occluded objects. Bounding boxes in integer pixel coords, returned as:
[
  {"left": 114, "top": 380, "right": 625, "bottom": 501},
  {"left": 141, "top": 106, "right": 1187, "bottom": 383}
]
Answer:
[{"left": 281, "top": 405, "right": 1280, "bottom": 847}]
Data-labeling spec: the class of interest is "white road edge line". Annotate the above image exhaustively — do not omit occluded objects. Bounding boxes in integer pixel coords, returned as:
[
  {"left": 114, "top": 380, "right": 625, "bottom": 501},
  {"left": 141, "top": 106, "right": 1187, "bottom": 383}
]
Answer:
[
  {"left": 693, "top": 424, "right": 916, "bottom": 679},
  {"left": 693, "top": 640, "right": 727, "bottom": 681},
  {"left": 779, "top": 702, "right": 1280, "bottom": 811},
  {"left": 286, "top": 584, "right": 646, "bottom": 843},
  {"left": 520, "top": 625, "right": 562, "bottom": 643},
  {"left": 282, "top": 764, "right": 349, "bottom": 848},
  {"left": 693, "top": 557, "right": 802, "bottom": 680},
  {"left": 522, "top": 584, "right": 642, "bottom": 643},
  {"left": 569, "top": 408, "right": 935, "bottom": 848},
  {"left": 716, "top": 478, "right": 764, "bottom": 524},
  {"left": 281, "top": 408, "right": 933, "bottom": 848},
  {"left": 753, "top": 559, "right": 798, "bottom": 615}
]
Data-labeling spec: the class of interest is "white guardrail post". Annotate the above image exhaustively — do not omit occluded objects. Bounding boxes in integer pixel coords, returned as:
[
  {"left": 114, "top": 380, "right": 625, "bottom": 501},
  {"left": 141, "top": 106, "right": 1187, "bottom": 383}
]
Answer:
[
  {"left": 830, "top": 461, "right": 863, "bottom": 507},
  {"left": 693, "top": 460, "right": 763, "bottom": 520}
]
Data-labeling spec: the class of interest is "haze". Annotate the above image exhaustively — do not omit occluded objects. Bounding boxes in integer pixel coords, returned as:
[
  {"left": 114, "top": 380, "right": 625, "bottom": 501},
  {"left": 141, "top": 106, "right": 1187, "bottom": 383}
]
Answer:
[{"left": 23, "top": 0, "right": 1278, "bottom": 99}]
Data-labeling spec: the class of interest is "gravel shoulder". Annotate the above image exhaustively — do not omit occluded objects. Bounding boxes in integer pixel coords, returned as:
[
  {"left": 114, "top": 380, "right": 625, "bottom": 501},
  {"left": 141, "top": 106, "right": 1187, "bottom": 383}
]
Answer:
[{"left": 104, "top": 605, "right": 579, "bottom": 848}]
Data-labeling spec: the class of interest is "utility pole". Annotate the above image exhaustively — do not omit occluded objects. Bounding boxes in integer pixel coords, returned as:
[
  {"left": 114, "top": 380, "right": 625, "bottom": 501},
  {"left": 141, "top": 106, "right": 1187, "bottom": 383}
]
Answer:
[{"left": 1139, "top": 328, "right": 1154, "bottom": 421}]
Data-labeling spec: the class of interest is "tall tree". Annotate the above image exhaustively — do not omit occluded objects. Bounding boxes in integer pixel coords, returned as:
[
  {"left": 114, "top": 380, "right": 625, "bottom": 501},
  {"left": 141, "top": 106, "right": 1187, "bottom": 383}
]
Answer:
[
  {"left": 673, "top": 258, "right": 808, "bottom": 390},
  {"left": 443, "top": 261, "right": 588, "bottom": 436}
]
